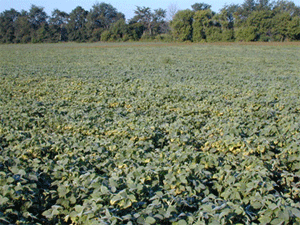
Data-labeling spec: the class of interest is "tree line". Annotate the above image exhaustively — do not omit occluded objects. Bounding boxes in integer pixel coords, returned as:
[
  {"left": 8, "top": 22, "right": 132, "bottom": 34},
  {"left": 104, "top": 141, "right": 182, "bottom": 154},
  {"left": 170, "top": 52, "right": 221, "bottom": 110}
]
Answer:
[{"left": 0, "top": 0, "right": 300, "bottom": 44}]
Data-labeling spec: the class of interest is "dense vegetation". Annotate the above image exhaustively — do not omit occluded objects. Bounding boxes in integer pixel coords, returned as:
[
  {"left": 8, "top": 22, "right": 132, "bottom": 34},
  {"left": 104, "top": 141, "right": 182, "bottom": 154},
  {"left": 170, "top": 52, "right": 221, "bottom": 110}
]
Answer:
[
  {"left": 0, "top": 42, "right": 300, "bottom": 224},
  {"left": 1, "top": 0, "right": 300, "bottom": 43}
]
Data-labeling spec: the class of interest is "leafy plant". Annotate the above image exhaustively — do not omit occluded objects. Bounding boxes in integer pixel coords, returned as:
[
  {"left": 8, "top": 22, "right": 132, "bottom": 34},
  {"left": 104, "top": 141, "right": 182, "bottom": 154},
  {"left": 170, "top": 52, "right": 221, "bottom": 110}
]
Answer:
[{"left": 0, "top": 42, "right": 300, "bottom": 224}]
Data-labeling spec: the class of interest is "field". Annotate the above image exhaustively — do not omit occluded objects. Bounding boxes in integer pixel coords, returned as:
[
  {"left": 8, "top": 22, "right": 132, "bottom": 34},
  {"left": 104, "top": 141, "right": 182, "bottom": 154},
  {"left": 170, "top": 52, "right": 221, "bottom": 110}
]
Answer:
[{"left": 0, "top": 42, "right": 300, "bottom": 224}]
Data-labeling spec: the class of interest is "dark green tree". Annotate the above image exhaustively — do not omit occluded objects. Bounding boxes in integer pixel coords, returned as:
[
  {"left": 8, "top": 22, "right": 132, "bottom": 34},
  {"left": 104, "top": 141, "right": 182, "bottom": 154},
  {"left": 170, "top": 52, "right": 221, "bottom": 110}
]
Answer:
[
  {"left": 273, "top": 0, "right": 300, "bottom": 17},
  {"left": 247, "top": 10, "right": 273, "bottom": 41},
  {"left": 66, "top": 6, "right": 88, "bottom": 42},
  {"left": 234, "top": 0, "right": 256, "bottom": 25},
  {"left": 87, "top": 2, "right": 124, "bottom": 41},
  {"left": 192, "top": 9, "right": 213, "bottom": 42},
  {"left": 219, "top": 4, "right": 240, "bottom": 27},
  {"left": 35, "top": 23, "right": 51, "bottom": 42},
  {"left": 242, "top": 0, "right": 257, "bottom": 13},
  {"left": 287, "top": 16, "right": 300, "bottom": 40},
  {"left": 108, "top": 19, "right": 128, "bottom": 41},
  {"left": 130, "top": 7, "right": 167, "bottom": 38},
  {"left": 152, "top": 8, "right": 168, "bottom": 35},
  {"left": 170, "top": 9, "right": 194, "bottom": 41},
  {"left": 213, "top": 8, "right": 236, "bottom": 41},
  {"left": 127, "top": 21, "right": 145, "bottom": 40},
  {"left": 28, "top": 5, "right": 48, "bottom": 29},
  {"left": 28, "top": 5, "right": 49, "bottom": 43},
  {"left": 235, "top": 27, "right": 257, "bottom": 41},
  {"left": 131, "top": 6, "right": 152, "bottom": 36},
  {"left": 234, "top": 0, "right": 274, "bottom": 41},
  {"left": 1, "top": 0, "right": 300, "bottom": 43},
  {"left": 49, "top": 9, "right": 69, "bottom": 42},
  {"left": 14, "top": 10, "right": 31, "bottom": 43},
  {"left": 0, "top": 9, "right": 19, "bottom": 43},
  {"left": 271, "top": 12, "right": 291, "bottom": 41},
  {"left": 256, "top": 0, "right": 272, "bottom": 11},
  {"left": 191, "top": 3, "right": 212, "bottom": 11}
]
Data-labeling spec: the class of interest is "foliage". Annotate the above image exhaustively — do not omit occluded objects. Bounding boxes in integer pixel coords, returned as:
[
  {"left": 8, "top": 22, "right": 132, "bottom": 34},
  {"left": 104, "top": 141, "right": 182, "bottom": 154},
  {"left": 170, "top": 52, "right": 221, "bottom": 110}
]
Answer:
[
  {"left": 28, "top": 5, "right": 48, "bottom": 31},
  {"left": 86, "top": 2, "right": 124, "bottom": 41},
  {"left": 66, "top": 6, "right": 88, "bottom": 42},
  {"left": 130, "top": 7, "right": 167, "bottom": 37},
  {"left": 287, "top": 16, "right": 300, "bottom": 40},
  {"left": 191, "top": 3, "right": 212, "bottom": 11},
  {"left": 271, "top": 12, "right": 292, "bottom": 41},
  {"left": 170, "top": 10, "right": 194, "bottom": 41},
  {"left": 0, "top": 42, "right": 300, "bottom": 224},
  {"left": 49, "top": 9, "right": 69, "bottom": 42},
  {"left": 235, "top": 27, "right": 257, "bottom": 41},
  {"left": 0, "top": 0, "right": 300, "bottom": 43},
  {"left": 192, "top": 9, "right": 213, "bottom": 42}
]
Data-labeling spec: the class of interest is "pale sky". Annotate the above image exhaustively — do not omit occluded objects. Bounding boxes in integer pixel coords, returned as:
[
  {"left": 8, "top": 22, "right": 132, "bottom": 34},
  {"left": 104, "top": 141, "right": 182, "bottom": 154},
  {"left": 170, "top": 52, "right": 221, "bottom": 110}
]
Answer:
[{"left": 1, "top": 0, "right": 300, "bottom": 20}]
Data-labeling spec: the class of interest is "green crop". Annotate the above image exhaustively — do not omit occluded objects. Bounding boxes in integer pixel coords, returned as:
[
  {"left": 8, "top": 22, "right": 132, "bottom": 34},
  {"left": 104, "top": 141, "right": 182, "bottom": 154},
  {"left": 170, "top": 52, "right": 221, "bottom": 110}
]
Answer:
[{"left": 0, "top": 42, "right": 300, "bottom": 224}]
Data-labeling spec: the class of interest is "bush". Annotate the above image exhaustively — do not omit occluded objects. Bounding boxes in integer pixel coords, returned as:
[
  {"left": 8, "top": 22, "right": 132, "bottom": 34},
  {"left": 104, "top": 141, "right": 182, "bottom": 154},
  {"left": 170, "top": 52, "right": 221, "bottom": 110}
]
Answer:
[
  {"left": 155, "top": 34, "right": 173, "bottom": 42},
  {"left": 100, "top": 30, "right": 111, "bottom": 42},
  {"left": 206, "top": 27, "right": 223, "bottom": 42},
  {"left": 140, "top": 33, "right": 155, "bottom": 41},
  {"left": 235, "top": 27, "right": 257, "bottom": 42}
]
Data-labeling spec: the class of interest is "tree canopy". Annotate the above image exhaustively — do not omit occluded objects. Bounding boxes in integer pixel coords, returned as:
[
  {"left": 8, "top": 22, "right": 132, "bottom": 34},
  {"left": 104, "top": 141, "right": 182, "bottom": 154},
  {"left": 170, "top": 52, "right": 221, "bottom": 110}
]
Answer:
[{"left": 0, "top": 0, "right": 299, "bottom": 43}]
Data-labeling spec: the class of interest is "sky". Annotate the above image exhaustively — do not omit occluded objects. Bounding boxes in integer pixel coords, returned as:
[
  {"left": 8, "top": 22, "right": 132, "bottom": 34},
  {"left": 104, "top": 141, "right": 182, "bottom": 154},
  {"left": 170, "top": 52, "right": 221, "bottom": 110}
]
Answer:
[{"left": 1, "top": 0, "right": 300, "bottom": 20}]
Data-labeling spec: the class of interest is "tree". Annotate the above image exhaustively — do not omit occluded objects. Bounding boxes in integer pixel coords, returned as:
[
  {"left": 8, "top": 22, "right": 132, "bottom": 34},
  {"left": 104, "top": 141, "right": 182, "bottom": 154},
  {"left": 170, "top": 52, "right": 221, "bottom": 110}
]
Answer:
[
  {"left": 213, "top": 8, "right": 236, "bottom": 41},
  {"left": 234, "top": 0, "right": 273, "bottom": 38},
  {"left": 271, "top": 12, "right": 291, "bottom": 41},
  {"left": 109, "top": 19, "right": 128, "bottom": 41},
  {"left": 127, "top": 21, "right": 144, "bottom": 40},
  {"left": 170, "top": 9, "right": 194, "bottom": 41},
  {"left": 35, "top": 23, "right": 51, "bottom": 42},
  {"left": 131, "top": 6, "right": 152, "bottom": 36},
  {"left": 49, "top": 9, "right": 69, "bottom": 42},
  {"left": 67, "top": 6, "right": 88, "bottom": 42},
  {"left": 219, "top": 4, "right": 240, "bottom": 28},
  {"left": 256, "top": 0, "right": 272, "bottom": 11},
  {"left": 152, "top": 8, "right": 167, "bottom": 35},
  {"left": 191, "top": 3, "right": 212, "bottom": 11},
  {"left": 192, "top": 9, "right": 215, "bottom": 42},
  {"left": 235, "top": 26, "right": 257, "bottom": 41},
  {"left": 50, "top": 9, "right": 69, "bottom": 26},
  {"left": 28, "top": 5, "right": 49, "bottom": 42},
  {"left": 273, "top": 0, "right": 300, "bottom": 17},
  {"left": 86, "top": 2, "right": 124, "bottom": 41},
  {"left": 0, "top": 1, "right": 299, "bottom": 44},
  {"left": 130, "top": 6, "right": 167, "bottom": 37},
  {"left": 242, "top": 0, "right": 257, "bottom": 13},
  {"left": 28, "top": 5, "right": 48, "bottom": 30},
  {"left": 235, "top": 0, "right": 257, "bottom": 23},
  {"left": 246, "top": 10, "right": 273, "bottom": 41},
  {"left": 0, "top": 9, "right": 20, "bottom": 43},
  {"left": 287, "top": 16, "right": 300, "bottom": 40},
  {"left": 14, "top": 10, "right": 31, "bottom": 43}
]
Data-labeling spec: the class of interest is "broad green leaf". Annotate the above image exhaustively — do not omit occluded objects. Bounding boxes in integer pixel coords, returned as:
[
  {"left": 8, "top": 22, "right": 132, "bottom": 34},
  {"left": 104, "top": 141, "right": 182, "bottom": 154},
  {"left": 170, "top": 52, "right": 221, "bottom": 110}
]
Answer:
[
  {"left": 74, "top": 205, "right": 83, "bottom": 213},
  {"left": 291, "top": 208, "right": 300, "bottom": 218},
  {"left": 259, "top": 214, "right": 272, "bottom": 225},
  {"left": 145, "top": 216, "right": 156, "bottom": 224},
  {"left": 101, "top": 185, "right": 109, "bottom": 194},
  {"left": 110, "top": 195, "right": 123, "bottom": 205},
  {"left": 69, "top": 211, "right": 78, "bottom": 219},
  {"left": 177, "top": 219, "right": 187, "bottom": 225},
  {"left": 270, "top": 218, "right": 285, "bottom": 225},
  {"left": 42, "top": 209, "right": 53, "bottom": 219},
  {"left": 252, "top": 201, "right": 262, "bottom": 209}
]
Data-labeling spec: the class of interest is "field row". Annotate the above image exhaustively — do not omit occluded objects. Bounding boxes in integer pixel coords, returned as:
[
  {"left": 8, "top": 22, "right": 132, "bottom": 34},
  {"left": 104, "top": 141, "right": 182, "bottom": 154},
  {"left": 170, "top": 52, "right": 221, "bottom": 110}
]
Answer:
[{"left": 0, "top": 43, "right": 300, "bottom": 224}]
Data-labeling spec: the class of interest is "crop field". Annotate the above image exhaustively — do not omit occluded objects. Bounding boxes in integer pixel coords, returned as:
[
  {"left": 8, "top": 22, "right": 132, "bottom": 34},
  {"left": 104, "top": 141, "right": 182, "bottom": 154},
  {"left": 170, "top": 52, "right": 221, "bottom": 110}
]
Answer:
[{"left": 0, "top": 42, "right": 300, "bottom": 224}]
